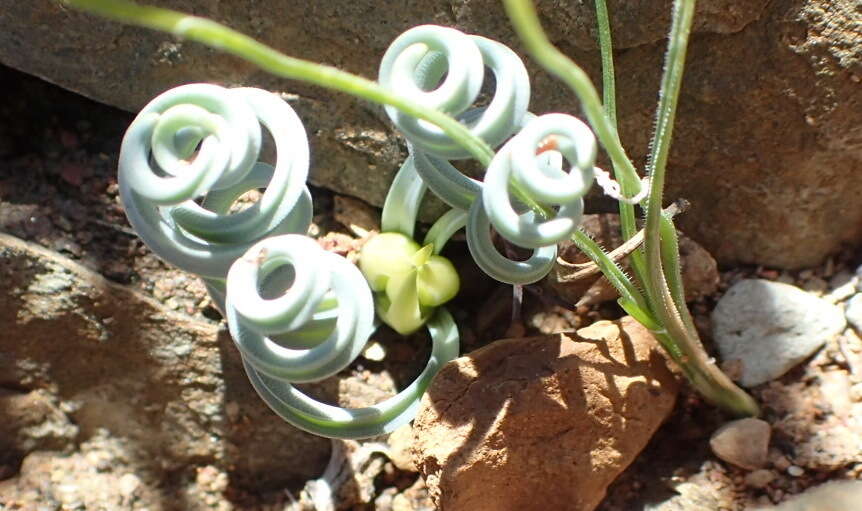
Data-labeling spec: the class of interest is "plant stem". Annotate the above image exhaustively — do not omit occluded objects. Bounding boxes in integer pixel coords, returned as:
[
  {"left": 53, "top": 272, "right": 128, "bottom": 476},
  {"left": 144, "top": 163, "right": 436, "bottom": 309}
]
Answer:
[
  {"left": 592, "top": 0, "right": 647, "bottom": 279},
  {"left": 593, "top": 0, "right": 616, "bottom": 127},
  {"left": 504, "top": 0, "right": 646, "bottom": 321},
  {"left": 502, "top": 0, "right": 641, "bottom": 194},
  {"left": 62, "top": 0, "right": 496, "bottom": 167},
  {"left": 641, "top": 0, "right": 759, "bottom": 416}
]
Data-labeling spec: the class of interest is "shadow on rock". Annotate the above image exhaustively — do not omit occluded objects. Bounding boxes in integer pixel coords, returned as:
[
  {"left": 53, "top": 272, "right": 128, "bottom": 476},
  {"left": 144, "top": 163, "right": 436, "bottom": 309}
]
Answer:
[{"left": 413, "top": 317, "right": 678, "bottom": 511}]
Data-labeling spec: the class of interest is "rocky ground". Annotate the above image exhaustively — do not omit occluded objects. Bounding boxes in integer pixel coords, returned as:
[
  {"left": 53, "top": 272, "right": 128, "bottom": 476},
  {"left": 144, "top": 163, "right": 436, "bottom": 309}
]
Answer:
[{"left": 0, "top": 63, "right": 860, "bottom": 511}]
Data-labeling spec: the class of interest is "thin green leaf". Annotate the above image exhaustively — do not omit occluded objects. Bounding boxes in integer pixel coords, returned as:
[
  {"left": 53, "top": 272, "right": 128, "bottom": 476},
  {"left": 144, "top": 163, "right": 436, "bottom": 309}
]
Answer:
[{"left": 570, "top": 230, "right": 648, "bottom": 312}]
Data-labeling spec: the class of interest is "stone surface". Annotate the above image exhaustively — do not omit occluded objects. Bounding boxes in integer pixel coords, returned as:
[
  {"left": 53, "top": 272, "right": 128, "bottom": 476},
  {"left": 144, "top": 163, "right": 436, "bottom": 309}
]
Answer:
[
  {"left": 0, "top": 0, "right": 860, "bottom": 267},
  {"left": 412, "top": 317, "right": 678, "bottom": 511},
  {"left": 712, "top": 279, "right": 846, "bottom": 387},
  {"left": 709, "top": 418, "right": 771, "bottom": 470},
  {"left": 845, "top": 293, "right": 862, "bottom": 332},
  {"left": 643, "top": 470, "right": 736, "bottom": 511},
  {"left": 757, "top": 481, "right": 862, "bottom": 511},
  {"left": 387, "top": 424, "right": 417, "bottom": 473},
  {"left": 547, "top": 213, "right": 719, "bottom": 306},
  {"left": 0, "top": 233, "right": 330, "bottom": 490},
  {"left": 0, "top": 389, "right": 79, "bottom": 460},
  {"left": 759, "top": 370, "right": 862, "bottom": 471}
]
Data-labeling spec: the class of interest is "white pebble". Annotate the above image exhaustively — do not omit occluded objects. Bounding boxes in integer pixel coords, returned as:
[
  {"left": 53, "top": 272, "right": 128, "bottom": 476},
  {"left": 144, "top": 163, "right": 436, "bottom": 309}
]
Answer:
[
  {"left": 119, "top": 473, "right": 141, "bottom": 497},
  {"left": 712, "top": 279, "right": 845, "bottom": 387},
  {"left": 362, "top": 341, "right": 386, "bottom": 361}
]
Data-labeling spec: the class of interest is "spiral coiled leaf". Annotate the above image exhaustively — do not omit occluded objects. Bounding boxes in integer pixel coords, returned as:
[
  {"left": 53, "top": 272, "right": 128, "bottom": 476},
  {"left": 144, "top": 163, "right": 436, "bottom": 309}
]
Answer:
[
  {"left": 119, "top": 84, "right": 312, "bottom": 279},
  {"left": 225, "top": 235, "right": 460, "bottom": 438},
  {"left": 379, "top": 27, "right": 598, "bottom": 285},
  {"left": 379, "top": 25, "right": 530, "bottom": 159},
  {"left": 466, "top": 113, "right": 596, "bottom": 284}
]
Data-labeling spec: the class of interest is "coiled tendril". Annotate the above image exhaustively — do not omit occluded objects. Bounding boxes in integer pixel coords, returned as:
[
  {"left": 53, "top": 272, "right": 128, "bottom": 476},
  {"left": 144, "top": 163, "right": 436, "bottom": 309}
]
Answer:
[
  {"left": 119, "top": 84, "right": 312, "bottom": 280},
  {"left": 379, "top": 25, "right": 530, "bottom": 160},
  {"left": 467, "top": 113, "right": 596, "bottom": 284},
  {"left": 225, "top": 235, "right": 459, "bottom": 438},
  {"left": 378, "top": 27, "right": 597, "bottom": 285}
]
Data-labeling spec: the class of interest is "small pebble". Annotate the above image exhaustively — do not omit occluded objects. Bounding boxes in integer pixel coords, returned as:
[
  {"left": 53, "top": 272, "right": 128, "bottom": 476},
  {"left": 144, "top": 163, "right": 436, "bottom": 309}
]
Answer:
[
  {"left": 387, "top": 424, "right": 417, "bottom": 472},
  {"left": 762, "top": 480, "right": 862, "bottom": 511},
  {"left": 119, "top": 473, "right": 140, "bottom": 497},
  {"left": 776, "top": 272, "right": 795, "bottom": 285},
  {"left": 787, "top": 465, "right": 804, "bottom": 477},
  {"left": 745, "top": 469, "right": 776, "bottom": 489},
  {"left": 827, "top": 271, "right": 857, "bottom": 303},
  {"left": 758, "top": 268, "right": 779, "bottom": 279},
  {"left": 802, "top": 276, "right": 827, "bottom": 294},
  {"left": 772, "top": 454, "right": 791, "bottom": 471},
  {"left": 710, "top": 418, "right": 771, "bottom": 470},
  {"left": 362, "top": 341, "right": 386, "bottom": 362}
]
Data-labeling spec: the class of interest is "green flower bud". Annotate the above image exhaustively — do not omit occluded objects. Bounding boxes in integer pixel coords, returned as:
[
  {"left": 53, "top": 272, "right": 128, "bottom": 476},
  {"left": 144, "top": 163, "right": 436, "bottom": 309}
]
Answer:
[
  {"left": 416, "top": 255, "right": 459, "bottom": 307},
  {"left": 358, "top": 232, "right": 420, "bottom": 291},
  {"left": 358, "top": 232, "right": 460, "bottom": 335}
]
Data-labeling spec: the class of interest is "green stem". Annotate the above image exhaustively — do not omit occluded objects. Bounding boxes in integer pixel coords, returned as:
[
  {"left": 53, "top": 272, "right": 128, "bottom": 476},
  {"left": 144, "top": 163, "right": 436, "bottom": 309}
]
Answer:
[
  {"left": 641, "top": 0, "right": 758, "bottom": 416},
  {"left": 594, "top": 0, "right": 616, "bottom": 127},
  {"left": 570, "top": 230, "right": 649, "bottom": 314},
  {"left": 593, "top": 0, "right": 647, "bottom": 279},
  {"left": 510, "top": 0, "right": 758, "bottom": 416},
  {"left": 62, "top": 0, "right": 496, "bottom": 167},
  {"left": 642, "top": 0, "right": 694, "bottom": 331},
  {"left": 658, "top": 212, "right": 698, "bottom": 338},
  {"left": 502, "top": 0, "right": 641, "bottom": 194}
]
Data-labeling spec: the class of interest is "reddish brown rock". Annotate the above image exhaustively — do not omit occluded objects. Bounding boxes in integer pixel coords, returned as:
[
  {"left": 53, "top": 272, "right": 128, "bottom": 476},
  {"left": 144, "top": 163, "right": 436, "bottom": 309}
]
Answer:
[{"left": 412, "top": 317, "right": 678, "bottom": 511}]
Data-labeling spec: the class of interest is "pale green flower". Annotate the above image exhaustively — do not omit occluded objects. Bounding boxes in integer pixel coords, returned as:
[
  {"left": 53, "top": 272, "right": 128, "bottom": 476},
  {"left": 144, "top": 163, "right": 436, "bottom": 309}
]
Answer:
[{"left": 359, "top": 232, "right": 459, "bottom": 335}]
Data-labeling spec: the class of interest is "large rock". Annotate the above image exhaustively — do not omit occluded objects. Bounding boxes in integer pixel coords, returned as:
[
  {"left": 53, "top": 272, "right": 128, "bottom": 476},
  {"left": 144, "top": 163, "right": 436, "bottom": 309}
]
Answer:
[
  {"left": 412, "top": 317, "right": 678, "bottom": 511},
  {"left": 0, "top": 233, "right": 330, "bottom": 489},
  {"left": 0, "top": 0, "right": 859, "bottom": 268}
]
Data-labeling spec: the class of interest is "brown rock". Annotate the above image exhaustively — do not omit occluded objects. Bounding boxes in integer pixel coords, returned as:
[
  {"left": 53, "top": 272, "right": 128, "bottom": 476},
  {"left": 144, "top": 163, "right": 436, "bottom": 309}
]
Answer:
[
  {"left": 388, "top": 424, "right": 418, "bottom": 473},
  {"left": 546, "top": 214, "right": 719, "bottom": 306},
  {"left": 333, "top": 195, "right": 381, "bottom": 236},
  {"left": 412, "top": 316, "right": 678, "bottom": 511},
  {"left": 1, "top": 0, "right": 859, "bottom": 267},
  {"left": 709, "top": 418, "right": 771, "bottom": 470},
  {"left": 0, "top": 233, "right": 330, "bottom": 489},
  {"left": 0, "top": 389, "right": 78, "bottom": 457}
]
